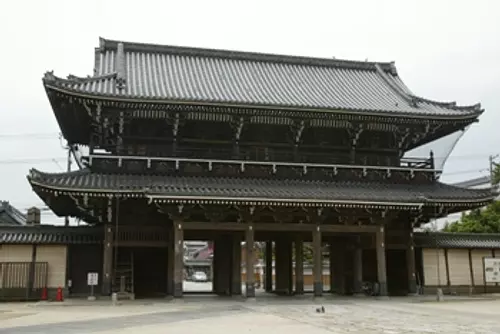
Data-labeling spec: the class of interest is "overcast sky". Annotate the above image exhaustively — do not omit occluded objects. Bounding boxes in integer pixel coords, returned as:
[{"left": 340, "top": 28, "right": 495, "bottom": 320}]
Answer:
[{"left": 0, "top": 0, "right": 499, "bottom": 224}]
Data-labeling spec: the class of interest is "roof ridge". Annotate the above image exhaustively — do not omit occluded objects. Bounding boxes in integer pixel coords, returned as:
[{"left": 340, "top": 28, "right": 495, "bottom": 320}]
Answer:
[
  {"left": 43, "top": 71, "right": 117, "bottom": 84},
  {"left": 374, "top": 64, "right": 416, "bottom": 107},
  {"left": 410, "top": 95, "right": 482, "bottom": 112},
  {"left": 98, "top": 37, "right": 397, "bottom": 73}
]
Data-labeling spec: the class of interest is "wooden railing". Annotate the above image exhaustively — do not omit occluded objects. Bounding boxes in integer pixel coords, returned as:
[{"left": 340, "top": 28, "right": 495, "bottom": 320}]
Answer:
[{"left": 86, "top": 153, "right": 439, "bottom": 183}]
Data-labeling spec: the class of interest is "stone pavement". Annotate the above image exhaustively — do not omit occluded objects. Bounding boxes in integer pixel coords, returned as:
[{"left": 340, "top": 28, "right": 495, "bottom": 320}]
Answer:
[{"left": 0, "top": 297, "right": 500, "bottom": 333}]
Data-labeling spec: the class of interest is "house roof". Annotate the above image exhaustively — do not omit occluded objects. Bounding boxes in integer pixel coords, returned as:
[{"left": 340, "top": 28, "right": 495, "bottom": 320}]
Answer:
[
  {"left": 42, "top": 37, "right": 482, "bottom": 119},
  {"left": 0, "top": 225, "right": 102, "bottom": 244},
  {"left": 414, "top": 232, "right": 500, "bottom": 249},
  {"left": 0, "top": 201, "right": 26, "bottom": 226},
  {"left": 452, "top": 175, "right": 491, "bottom": 189},
  {"left": 28, "top": 168, "right": 495, "bottom": 209}
]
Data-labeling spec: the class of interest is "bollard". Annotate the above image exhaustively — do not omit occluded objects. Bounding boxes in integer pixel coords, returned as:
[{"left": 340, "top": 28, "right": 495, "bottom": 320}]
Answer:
[
  {"left": 40, "top": 287, "right": 48, "bottom": 301},
  {"left": 55, "top": 287, "right": 64, "bottom": 302}
]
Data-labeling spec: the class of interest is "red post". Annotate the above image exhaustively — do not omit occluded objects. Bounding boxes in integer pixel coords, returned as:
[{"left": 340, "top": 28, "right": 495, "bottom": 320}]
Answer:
[
  {"left": 55, "top": 287, "right": 64, "bottom": 302},
  {"left": 40, "top": 287, "right": 48, "bottom": 301}
]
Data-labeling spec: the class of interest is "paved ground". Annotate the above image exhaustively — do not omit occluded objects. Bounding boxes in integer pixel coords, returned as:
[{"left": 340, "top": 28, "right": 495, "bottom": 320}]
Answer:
[{"left": 2, "top": 286, "right": 500, "bottom": 333}]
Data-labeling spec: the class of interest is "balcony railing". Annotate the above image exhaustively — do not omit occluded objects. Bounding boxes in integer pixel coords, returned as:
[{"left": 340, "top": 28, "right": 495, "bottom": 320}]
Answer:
[{"left": 84, "top": 153, "right": 439, "bottom": 183}]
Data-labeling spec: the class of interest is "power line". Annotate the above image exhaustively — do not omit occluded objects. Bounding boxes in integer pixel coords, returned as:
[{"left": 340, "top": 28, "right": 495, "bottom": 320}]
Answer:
[
  {"left": 0, "top": 133, "right": 60, "bottom": 140},
  {"left": 0, "top": 158, "right": 67, "bottom": 164}
]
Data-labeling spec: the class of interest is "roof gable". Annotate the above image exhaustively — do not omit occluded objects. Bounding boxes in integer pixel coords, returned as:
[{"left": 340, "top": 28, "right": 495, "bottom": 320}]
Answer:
[
  {"left": 42, "top": 37, "right": 483, "bottom": 119},
  {"left": 0, "top": 201, "right": 26, "bottom": 226}
]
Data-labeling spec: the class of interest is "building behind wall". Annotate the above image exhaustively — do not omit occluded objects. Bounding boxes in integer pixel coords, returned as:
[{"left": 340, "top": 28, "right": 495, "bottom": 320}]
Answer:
[{"left": 26, "top": 37, "right": 495, "bottom": 299}]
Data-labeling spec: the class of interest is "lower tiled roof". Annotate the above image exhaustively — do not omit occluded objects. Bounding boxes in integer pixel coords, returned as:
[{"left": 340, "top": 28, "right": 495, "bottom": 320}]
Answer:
[
  {"left": 415, "top": 232, "right": 500, "bottom": 249},
  {"left": 28, "top": 169, "right": 495, "bottom": 206},
  {"left": 0, "top": 225, "right": 102, "bottom": 244}
]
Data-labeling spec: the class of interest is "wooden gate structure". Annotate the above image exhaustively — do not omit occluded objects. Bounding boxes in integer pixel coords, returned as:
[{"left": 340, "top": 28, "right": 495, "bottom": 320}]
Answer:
[{"left": 27, "top": 37, "right": 495, "bottom": 298}]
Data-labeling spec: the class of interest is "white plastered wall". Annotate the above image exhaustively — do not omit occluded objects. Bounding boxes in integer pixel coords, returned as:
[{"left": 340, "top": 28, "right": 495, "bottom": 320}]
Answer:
[
  {"left": 35, "top": 245, "right": 67, "bottom": 288},
  {"left": 447, "top": 249, "right": 471, "bottom": 285},
  {"left": 423, "top": 248, "right": 447, "bottom": 285}
]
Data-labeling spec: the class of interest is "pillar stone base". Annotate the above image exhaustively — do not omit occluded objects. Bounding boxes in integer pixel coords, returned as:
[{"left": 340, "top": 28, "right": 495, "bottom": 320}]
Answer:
[
  {"left": 378, "top": 282, "right": 388, "bottom": 297},
  {"left": 313, "top": 281, "right": 323, "bottom": 297},
  {"left": 295, "top": 281, "right": 304, "bottom": 295},
  {"left": 246, "top": 284, "right": 255, "bottom": 298},
  {"left": 173, "top": 282, "right": 183, "bottom": 298},
  {"left": 408, "top": 279, "right": 417, "bottom": 295}
]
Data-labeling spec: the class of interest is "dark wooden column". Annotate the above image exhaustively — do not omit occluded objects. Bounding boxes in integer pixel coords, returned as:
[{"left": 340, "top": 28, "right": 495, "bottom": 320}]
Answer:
[
  {"left": 102, "top": 224, "right": 113, "bottom": 296},
  {"left": 265, "top": 241, "right": 273, "bottom": 292},
  {"left": 172, "top": 221, "right": 184, "bottom": 298},
  {"left": 353, "top": 244, "right": 363, "bottom": 295},
  {"left": 330, "top": 242, "right": 346, "bottom": 295},
  {"left": 294, "top": 237, "right": 304, "bottom": 295},
  {"left": 275, "top": 238, "right": 293, "bottom": 295},
  {"left": 245, "top": 224, "right": 255, "bottom": 298},
  {"left": 213, "top": 236, "right": 232, "bottom": 295},
  {"left": 407, "top": 232, "right": 417, "bottom": 294},
  {"left": 329, "top": 241, "right": 335, "bottom": 293},
  {"left": 231, "top": 235, "right": 242, "bottom": 295},
  {"left": 167, "top": 229, "right": 174, "bottom": 296},
  {"left": 313, "top": 226, "right": 323, "bottom": 297},
  {"left": 376, "top": 226, "right": 388, "bottom": 296}
]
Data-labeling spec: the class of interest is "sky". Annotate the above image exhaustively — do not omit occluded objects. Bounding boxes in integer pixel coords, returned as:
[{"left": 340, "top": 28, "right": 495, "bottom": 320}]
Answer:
[{"left": 0, "top": 0, "right": 499, "bottom": 224}]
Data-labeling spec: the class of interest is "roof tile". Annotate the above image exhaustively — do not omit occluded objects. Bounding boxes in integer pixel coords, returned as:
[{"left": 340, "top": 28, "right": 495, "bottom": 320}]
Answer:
[
  {"left": 42, "top": 38, "right": 482, "bottom": 118},
  {"left": 28, "top": 169, "right": 495, "bottom": 205}
]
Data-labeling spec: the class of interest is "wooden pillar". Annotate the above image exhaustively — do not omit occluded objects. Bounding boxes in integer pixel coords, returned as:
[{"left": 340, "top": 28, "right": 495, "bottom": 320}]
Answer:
[
  {"left": 245, "top": 225, "right": 255, "bottom": 298},
  {"left": 329, "top": 242, "right": 335, "bottom": 293},
  {"left": 444, "top": 249, "right": 451, "bottom": 288},
  {"left": 275, "top": 239, "right": 292, "bottom": 295},
  {"left": 27, "top": 244, "right": 37, "bottom": 299},
  {"left": 231, "top": 235, "right": 242, "bottom": 295},
  {"left": 213, "top": 236, "right": 232, "bottom": 295},
  {"left": 313, "top": 226, "right": 323, "bottom": 297},
  {"left": 294, "top": 237, "right": 304, "bottom": 295},
  {"left": 265, "top": 241, "right": 273, "bottom": 292},
  {"left": 407, "top": 233, "right": 417, "bottom": 294},
  {"left": 331, "top": 243, "right": 346, "bottom": 295},
  {"left": 173, "top": 221, "right": 184, "bottom": 298},
  {"left": 468, "top": 248, "right": 475, "bottom": 294},
  {"left": 167, "top": 229, "right": 174, "bottom": 296},
  {"left": 376, "top": 226, "right": 388, "bottom": 296},
  {"left": 102, "top": 225, "right": 113, "bottom": 296},
  {"left": 353, "top": 246, "right": 363, "bottom": 295}
]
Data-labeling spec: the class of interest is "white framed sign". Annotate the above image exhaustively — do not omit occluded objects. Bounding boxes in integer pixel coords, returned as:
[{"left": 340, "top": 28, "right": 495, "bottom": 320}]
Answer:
[
  {"left": 484, "top": 257, "right": 500, "bottom": 283},
  {"left": 87, "top": 272, "right": 99, "bottom": 286}
]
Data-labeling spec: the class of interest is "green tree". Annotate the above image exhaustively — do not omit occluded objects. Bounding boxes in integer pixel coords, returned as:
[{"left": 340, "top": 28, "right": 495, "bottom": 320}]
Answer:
[
  {"left": 493, "top": 162, "right": 500, "bottom": 185},
  {"left": 443, "top": 201, "right": 500, "bottom": 233}
]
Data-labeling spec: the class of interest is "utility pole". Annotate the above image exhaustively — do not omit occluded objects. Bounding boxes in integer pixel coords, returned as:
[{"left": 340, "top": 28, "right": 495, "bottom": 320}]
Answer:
[{"left": 489, "top": 154, "right": 499, "bottom": 186}]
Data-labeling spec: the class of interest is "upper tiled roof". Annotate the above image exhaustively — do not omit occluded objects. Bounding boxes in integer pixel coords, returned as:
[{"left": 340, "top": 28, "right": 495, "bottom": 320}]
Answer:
[
  {"left": 0, "top": 201, "right": 26, "bottom": 226},
  {"left": 415, "top": 232, "right": 500, "bottom": 249},
  {"left": 0, "top": 225, "right": 102, "bottom": 244},
  {"left": 27, "top": 169, "right": 495, "bottom": 206},
  {"left": 42, "top": 37, "right": 482, "bottom": 118}
]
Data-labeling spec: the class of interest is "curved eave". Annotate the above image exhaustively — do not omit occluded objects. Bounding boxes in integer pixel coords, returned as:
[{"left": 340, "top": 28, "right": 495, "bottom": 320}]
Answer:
[
  {"left": 42, "top": 78, "right": 483, "bottom": 122},
  {"left": 27, "top": 169, "right": 496, "bottom": 210}
]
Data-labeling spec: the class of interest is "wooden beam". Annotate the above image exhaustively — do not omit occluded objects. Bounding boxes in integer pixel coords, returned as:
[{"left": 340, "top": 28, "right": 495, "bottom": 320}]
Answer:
[{"left": 182, "top": 221, "right": 379, "bottom": 233}]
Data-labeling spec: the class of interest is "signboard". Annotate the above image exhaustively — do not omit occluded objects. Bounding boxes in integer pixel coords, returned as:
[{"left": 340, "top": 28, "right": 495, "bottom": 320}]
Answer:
[
  {"left": 87, "top": 272, "right": 99, "bottom": 286},
  {"left": 484, "top": 257, "right": 500, "bottom": 283}
]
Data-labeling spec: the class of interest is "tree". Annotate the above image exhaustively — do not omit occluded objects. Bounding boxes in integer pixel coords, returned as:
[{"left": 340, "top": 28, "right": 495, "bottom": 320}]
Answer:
[
  {"left": 493, "top": 161, "right": 500, "bottom": 185},
  {"left": 443, "top": 201, "right": 500, "bottom": 233}
]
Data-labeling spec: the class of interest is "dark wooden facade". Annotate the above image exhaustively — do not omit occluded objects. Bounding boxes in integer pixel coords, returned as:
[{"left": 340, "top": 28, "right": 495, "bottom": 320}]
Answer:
[{"left": 28, "top": 38, "right": 495, "bottom": 298}]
